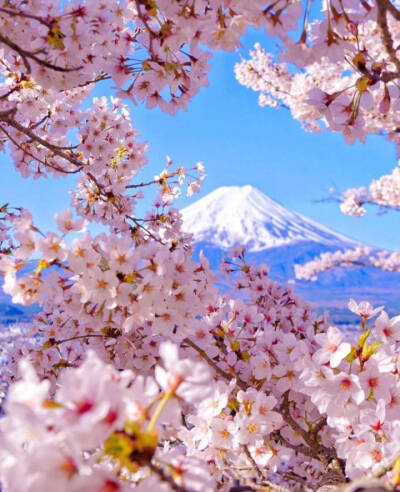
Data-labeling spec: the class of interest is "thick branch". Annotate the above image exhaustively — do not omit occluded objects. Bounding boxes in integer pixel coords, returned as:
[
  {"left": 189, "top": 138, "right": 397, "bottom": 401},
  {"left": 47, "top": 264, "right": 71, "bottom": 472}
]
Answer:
[
  {"left": 378, "top": 0, "right": 400, "bottom": 21},
  {"left": 376, "top": 0, "right": 400, "bottom": 73}
]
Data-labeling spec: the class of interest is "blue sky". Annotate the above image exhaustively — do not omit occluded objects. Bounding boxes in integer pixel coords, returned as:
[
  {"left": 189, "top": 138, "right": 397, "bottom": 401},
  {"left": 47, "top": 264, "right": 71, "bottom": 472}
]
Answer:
[{"left": 1, "top": 29, "right": 399, "bottom": 250}]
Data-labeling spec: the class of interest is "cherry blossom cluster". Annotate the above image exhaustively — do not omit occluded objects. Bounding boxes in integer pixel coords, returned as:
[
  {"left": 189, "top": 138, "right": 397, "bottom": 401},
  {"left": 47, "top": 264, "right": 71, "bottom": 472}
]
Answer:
[
  {"left": 126, "top": 0, "right": 304, "bottom": 113},
  {"left": 299, "top": 301, "right": 400, "bottom": 482},
  {"left": 0, "top": 75, "right": 206, "bottom": 227},
  {"left": 0, "top": 200, "right": 218, "bottom": 382},
  {"left": 0, "top": 0, "right": 303, "bottom": 118},
  {"left": 236, "top": 2, "right": 400, "bottom": 147},
  {"left": 0, "top": 0, "right": 135, "bottom": 90},
  {"left": 5, "top": 244, "right": 400, "bottom": 489},
  {"left": 0, "top": 343, "right": 216, "bottom": 491}
]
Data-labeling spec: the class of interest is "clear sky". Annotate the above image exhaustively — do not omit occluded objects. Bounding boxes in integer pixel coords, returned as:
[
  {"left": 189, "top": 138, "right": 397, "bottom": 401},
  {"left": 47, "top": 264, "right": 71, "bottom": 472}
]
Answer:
[{"left": 1, "top": 29, "right": 399, "bottom": 250}]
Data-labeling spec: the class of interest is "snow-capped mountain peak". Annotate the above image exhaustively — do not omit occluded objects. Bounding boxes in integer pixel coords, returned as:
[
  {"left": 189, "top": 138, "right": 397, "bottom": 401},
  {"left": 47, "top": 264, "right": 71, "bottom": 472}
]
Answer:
[{"left": 181, "top": 185, "right": 358, "bottom": 251}]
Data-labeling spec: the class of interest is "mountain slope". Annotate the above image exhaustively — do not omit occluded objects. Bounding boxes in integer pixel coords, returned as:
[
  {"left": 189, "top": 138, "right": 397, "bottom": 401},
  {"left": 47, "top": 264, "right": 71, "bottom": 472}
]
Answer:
[{"left": 181, "top": 185, "right": 359, "bottom": 251}]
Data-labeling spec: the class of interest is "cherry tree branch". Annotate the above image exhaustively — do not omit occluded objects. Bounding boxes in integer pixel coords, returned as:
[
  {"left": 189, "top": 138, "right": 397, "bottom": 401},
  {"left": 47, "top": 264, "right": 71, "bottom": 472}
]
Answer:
[
  {"left": 183, "top": 337, "right": 248, "bottom": 391},
  {"left": 243, "top": 445, "right": 268, "bottom": 484},
  {"left": 378, "top": 0, "right": 400, "bottom": 22},
  {"left": 148, "top": 462, "right": 191, "bottom": 492},
  {"left": 376, "top": 0, "right": 400, "bottom": 74},
  {"left": 126, "top": 178, "right": 162, "bottom": 189},
  {"left": 0, "top": 6, "right": 53, "bottom": 28},
  {"left": 0, "top": 110, "right": 83, "bottom": 168},
  {"left": 0, "top": 125, "right": 82, "bottom": 175},
  {"left": 0, "top": 31, "right": 82, "bottom": 74}
]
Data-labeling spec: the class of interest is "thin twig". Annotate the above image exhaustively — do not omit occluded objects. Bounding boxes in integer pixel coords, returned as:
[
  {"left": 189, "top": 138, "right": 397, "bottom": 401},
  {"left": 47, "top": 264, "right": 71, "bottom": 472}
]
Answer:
[
  {"left": 51, "top": 333, "right": 106, "bottom": 345},
  {"left": 0, "top": 85, "right": 19, "bottom": 100},
  {"left": 127, "top": 215, "right": 165, "bottom": 244},
  {"left": 60, "top": 73, "right": 111, "bottom": 93},
  {"left": 243, "top": 446, "right": 268, "bottom": 484},
  {"left": 126, "top": 178, "right": 161, "bottom": 189}
]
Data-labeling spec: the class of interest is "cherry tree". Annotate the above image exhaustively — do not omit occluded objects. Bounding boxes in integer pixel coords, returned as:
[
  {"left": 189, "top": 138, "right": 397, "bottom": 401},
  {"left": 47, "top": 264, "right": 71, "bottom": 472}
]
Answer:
[{"left": 1, "top": 1, "right": 400, "bottom": 491}]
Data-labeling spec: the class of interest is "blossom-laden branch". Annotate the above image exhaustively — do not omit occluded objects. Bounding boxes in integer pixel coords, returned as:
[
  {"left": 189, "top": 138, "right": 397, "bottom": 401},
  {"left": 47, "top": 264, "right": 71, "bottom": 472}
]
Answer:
[
  {"left": 0, "top": 31, "right": 82, "bottom": 74},
  {"left": 295, "top": 246, "right": 400, "bottom": 281}
]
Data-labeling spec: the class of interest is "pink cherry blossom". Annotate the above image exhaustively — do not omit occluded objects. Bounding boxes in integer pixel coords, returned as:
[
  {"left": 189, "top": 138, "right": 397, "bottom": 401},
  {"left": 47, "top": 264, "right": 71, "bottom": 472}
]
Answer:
[
  {"left": 348, "top": 299, "right": 384, "bottom": 322},
  {"left": 313, "top": 326, "right": 351, "bottom": 368}
]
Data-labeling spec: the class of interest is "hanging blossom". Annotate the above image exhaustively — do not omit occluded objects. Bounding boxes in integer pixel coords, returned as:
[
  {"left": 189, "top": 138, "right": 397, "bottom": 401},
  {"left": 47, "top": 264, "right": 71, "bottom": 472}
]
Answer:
[
  {"left": 235, "top": 3, "right": 400, "bottom": 150},
  {"left": 0, "top": 0, "right": 304, "bottom": 119},
  {"left": 337, "top": 164, "right": 400, "bottom": 217}
]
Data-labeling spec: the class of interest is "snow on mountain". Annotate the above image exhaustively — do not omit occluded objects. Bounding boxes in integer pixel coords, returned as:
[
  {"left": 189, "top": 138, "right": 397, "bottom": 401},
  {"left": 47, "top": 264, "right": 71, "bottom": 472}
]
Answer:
[{"left": 181, "top": 185, "right": 358, "bottom": 251}]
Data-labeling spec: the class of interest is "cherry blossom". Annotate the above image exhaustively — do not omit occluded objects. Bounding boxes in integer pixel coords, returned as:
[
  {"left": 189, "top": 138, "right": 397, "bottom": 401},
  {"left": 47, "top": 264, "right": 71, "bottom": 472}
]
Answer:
[
  {"left": 348, "top": 299, "right": 384, "bottom": 323},
  {"left": 313, "top": 326, "right": 352, "bottom": 368}
]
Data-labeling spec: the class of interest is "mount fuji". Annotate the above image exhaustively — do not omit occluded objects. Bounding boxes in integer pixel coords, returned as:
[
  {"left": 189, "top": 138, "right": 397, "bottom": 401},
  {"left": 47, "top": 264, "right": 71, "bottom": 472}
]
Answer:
[
  {"left": 182, "top": 185, "right": 358, "bottom": 252},
  {"left": 182, "top": 186, "right": 400, "bottom": 321}
]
